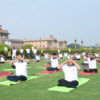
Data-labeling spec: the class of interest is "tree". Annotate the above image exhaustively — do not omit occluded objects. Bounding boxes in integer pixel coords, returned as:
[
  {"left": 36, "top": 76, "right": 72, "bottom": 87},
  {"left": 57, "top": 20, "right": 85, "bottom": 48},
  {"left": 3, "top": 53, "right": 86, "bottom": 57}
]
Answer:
[{"left": 67, "top": 43, "right": 81, "bottom": 49}]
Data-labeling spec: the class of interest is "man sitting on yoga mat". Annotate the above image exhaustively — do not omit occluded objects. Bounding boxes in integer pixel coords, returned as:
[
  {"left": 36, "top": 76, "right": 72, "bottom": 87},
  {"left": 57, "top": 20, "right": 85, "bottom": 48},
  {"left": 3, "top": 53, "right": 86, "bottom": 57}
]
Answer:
[
  {"left": 7, "top": 54, "right": 30, "bottom": 82},
  {"left": 81, "top": 53, "right": 89, "bottom": 66},
  {"left": 58, "top": 53, "right": 63, "bottom": 59},
  {"left": 73, "top": 53, "right": 81, "bottom": 60},
  {"left": 57, "top": 59, "right": 81, "bottom": 88},
  {"left": 35, "top": 53, "right": 40, "bottom": 62},
  {"left": 84, "top": 54, "right": 98, "bottom": 73},
  {"left": 47, "top": 53, "right": 60, "bottom": 71}
]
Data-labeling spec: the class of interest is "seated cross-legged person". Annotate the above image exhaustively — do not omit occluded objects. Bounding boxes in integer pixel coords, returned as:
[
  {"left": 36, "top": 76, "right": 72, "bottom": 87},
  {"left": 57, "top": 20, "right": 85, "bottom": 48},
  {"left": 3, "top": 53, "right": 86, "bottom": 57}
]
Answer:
[
  {"left": 47, "top": 53, "right": 60, "bottom": 71},
  {"left": 7, "top": 54, "right": 30, "bottom": 82},
  {"left": 84, "top": 54, "right": 98, "bottom": 73},
  {"left": 95, "top": 53, "right": 99, "bottom": 58},
  {"left": 12, "top": 53, "right": 25, "bottom": 69},
  {"left": 0, "top": 54, "right": 5, "bottom": 64},
  {"left": 35, "top": 54, "right": 40, "bottom": 62},
  {"left": 64, "top": 52, "right": 68, "bottom": 58},
  {"left": 57, "top": 59, "right": 81, "bottom": 88},
  {"left": 44, "top": 53, "right": 49, "bottom": 59},
  {"left": 81, "top": 53, "right": 89, "bottom": 66},
  {"left": 73, "top": 53, "right": 81, "bottom": 60},
  {"left": 59, "top": 53, "right": 63, "bottom": 59},
  {"left": 67, "top": 54, "right": 72, "bottom": 59}
]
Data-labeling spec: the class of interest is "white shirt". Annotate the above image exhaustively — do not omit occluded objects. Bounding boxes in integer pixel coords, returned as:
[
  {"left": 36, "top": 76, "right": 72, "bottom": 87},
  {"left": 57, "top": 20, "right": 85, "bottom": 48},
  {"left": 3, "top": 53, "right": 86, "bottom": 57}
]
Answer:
[
  {"left": 12, "top": 49, "right": 17, "bottom": 55},
  {"left": 44, "top": 54, "right": 48, "bottom": 59},
  {"left": 75, "top": 55, "right": 80, "bottom": 59},
  {"left": 82, "top": 52, "right": 85, "bottom": 56},
  {"left": 95, "top": 54, "right": 99, "bottom": 57},
  {"left": 0, "top": 57, "right": 5, "bottom": 62},
  {"left": 35, "top": 55, "right": 40, "bottom": 61},
  {"left": 34, "top": 49, "right": 37, "bottom": 54},
  {"left": 88, "top": 58, "right": 97, "bottom": 69},
  {"left": 62, "top": 64, "right": 78, "bottom": 82},
  {"left": 14, "top": 61, "right": 27, "bottom": 77},
  {"left": 67, "top": 55, "right": 71, "bottom": 59},
  {"left": 83, "top": 56, "right": 86, "bottom": 59},
  {"left": 26, "top": 49, "right": 30, "bottom": 53},
  {"left": 59, "top": 54, "right": 63, "bottom": 58},
  {"left": 50, "top": 58, "right": 59, "bottom": 68},
  {"left": 20, "top": 49, "right": 24, "bottom": 53},
  {"left": 83, "top": 56, "right": 88, "bottom": 64},
  {"left": 64, "top": 53, "right": 68, "bottom": 57}
]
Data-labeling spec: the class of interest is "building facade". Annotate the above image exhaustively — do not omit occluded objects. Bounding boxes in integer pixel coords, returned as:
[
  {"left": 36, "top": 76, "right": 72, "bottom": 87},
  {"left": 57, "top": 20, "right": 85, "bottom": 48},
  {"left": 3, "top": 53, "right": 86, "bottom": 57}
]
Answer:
[
  {"left": 24, "top": 35, "right": 67, "bottom": 49},
  {"left": 0, "top": 25, "right": 67, "bottom": 49}
]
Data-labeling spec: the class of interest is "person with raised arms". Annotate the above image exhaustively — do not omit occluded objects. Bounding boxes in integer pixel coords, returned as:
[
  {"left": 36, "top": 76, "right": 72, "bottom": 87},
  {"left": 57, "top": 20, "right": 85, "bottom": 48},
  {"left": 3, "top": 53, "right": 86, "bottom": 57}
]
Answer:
[
  {"left": 95, "top": 53, "right": 99, "bottom": 58},
  {"left": 58, "top": 52, "right": 63, "bottom": 59},
  {"left": 44, "top": 53, "right": 49, "bottom": 59},
  {"left": 73, "top": 53, "right": 81, "bottom": 60},
  {"left": 47, "top": 53, "right": 60, "bottom": 71},
  {"left": 35, "top": 53, "right": 40, "bottom": 62},
  {"left": 81, "top": 53, "right": 89, "bottom": 66},
  {"left": 12, "top": 47, "right": 17, "bottom": 59},
  {"left": 20, "top": 48, "right": 24, "bottom": 54},
  {"left": 26, "top": 48, "right": 31, "bottom": 58},
  {"left": 84, "top": 54, "right": 98, "bottom": 73},
  {"left": 7, "top": 54, "right": 30, "bottom": 82},
  {"left": 57, "top": 59, "right": 81, "bottom": 88},
  {"left": 67, "top": 54, "right": 72, "bottom": 59},
  {"left": 64, "top": 52, "right": 68, "bottom": 58}
]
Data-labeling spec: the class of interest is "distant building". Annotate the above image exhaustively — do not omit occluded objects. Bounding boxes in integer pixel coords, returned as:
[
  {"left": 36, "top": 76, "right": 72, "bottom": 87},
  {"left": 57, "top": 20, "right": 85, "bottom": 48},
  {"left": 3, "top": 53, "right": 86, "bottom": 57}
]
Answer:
[
  {"left": 24, "top": 35, "right": 67, "bottom": 49},
  {"left": 0, "top": 25, "right": 67, "bottom": 49},
  {"left": 0, "top": 25, "right": 9, "bottom": 44},
  {"left": 0, "top": 25, "right": 24, "bottom": 48}
]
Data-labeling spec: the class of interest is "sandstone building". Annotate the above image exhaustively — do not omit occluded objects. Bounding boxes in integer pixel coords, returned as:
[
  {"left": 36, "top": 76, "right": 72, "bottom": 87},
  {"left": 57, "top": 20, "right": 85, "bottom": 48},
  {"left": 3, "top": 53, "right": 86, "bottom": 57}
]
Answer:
[{"left": 0, "top": 25, "right": 67, "bottom": 49}]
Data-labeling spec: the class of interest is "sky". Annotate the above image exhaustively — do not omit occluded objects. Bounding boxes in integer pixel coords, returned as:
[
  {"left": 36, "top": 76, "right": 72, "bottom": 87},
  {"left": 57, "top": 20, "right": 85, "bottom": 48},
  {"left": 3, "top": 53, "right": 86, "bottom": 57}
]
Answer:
[{"left": 0, "top": 0, "right": 100, "bottom": 46}]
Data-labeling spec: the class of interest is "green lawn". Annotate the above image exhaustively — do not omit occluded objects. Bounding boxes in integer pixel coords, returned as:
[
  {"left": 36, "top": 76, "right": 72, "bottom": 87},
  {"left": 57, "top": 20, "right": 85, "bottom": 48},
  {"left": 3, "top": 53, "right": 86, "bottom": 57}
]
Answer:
[{"left": 0, "top": 58, "right": 100, "bottom": 100}]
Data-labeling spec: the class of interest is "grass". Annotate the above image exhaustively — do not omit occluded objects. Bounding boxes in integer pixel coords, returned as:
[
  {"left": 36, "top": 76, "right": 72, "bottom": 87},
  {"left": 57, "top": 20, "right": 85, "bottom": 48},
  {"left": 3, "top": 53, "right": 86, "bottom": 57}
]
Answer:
[{"left": 0, "top": 58, "right": 100, "bottom": 100}]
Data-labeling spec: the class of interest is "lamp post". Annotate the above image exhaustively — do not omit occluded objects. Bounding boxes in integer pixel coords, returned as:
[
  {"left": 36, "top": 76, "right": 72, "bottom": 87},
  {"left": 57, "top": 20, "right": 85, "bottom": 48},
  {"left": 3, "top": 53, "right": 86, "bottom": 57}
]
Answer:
[{"left": 75, "top": 38, "right": 77, "bottom": 49}]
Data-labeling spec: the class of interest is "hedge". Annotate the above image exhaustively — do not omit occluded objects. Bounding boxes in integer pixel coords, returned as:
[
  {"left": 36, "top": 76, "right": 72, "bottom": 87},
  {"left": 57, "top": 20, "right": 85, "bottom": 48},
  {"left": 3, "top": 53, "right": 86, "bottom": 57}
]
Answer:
[{"left": 0, "top": 44, "right": 11, "bottom": 57}]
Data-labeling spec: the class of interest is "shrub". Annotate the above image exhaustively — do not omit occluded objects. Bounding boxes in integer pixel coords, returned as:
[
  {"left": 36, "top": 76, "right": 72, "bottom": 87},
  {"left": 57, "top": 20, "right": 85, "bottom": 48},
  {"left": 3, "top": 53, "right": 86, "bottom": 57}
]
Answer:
[{"left": 0, "top": 44, "right": 11, "bottom": 57}]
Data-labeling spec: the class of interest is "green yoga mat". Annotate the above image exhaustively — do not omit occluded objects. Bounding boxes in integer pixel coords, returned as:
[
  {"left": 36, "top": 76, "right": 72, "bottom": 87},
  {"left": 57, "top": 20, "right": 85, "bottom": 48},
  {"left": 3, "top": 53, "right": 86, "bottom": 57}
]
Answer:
[
  {"left": 3, "top": 69, "right": 14, "bottom": 71},
  {"left": 3, "top": 67, "right": 31, "bottom": 71},
  {"left": 48, "top": 78, "right": 90, "bottom": 92},
  {"left": 0, "top": 76, "right": 39, "bottom": 86}
]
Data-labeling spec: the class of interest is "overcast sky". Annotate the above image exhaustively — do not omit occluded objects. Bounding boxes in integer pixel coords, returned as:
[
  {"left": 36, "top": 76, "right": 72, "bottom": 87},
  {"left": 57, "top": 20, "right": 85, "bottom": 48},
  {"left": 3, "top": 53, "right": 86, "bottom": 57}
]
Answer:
[{"left": 0, "top": 0, "right": 100, "bottom": 46}]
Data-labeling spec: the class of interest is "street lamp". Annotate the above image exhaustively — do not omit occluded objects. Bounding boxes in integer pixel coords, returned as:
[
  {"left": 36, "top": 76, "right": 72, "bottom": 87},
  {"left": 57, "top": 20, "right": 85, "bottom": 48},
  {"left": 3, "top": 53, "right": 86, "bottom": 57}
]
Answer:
[{"left": 75, "top": 38, "right": 77, "bottom": 49}]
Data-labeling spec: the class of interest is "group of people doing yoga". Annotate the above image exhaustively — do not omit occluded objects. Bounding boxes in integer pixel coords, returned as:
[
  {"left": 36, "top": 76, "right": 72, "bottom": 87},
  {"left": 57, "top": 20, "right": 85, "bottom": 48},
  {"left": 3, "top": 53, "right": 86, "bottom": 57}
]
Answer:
[{"left": 0, "top": 51, "right": 100, "bottom": 88}]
